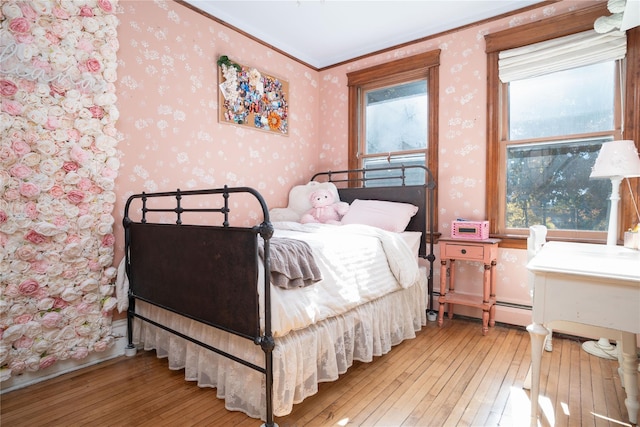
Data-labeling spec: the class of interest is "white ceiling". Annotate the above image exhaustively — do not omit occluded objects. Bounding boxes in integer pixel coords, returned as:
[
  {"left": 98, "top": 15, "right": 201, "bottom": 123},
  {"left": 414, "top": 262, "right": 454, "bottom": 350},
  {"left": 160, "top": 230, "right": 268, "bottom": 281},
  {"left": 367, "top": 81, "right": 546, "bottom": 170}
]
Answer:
[{"left": 183, "top": 0, "right": 546, "bottom": 68}]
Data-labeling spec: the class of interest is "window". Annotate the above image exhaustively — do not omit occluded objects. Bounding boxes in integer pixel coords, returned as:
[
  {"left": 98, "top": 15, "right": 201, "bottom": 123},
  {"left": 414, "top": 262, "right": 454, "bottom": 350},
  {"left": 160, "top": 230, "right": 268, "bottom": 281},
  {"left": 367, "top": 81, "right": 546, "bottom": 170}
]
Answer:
[
  {"left": 361, "top": 80, "right": 428, "bottom": 184},
  {"left": 504, "top": 59, "right": 622, "bottom": 239},
  {"left": 485, "top": 4, "right": 640, "bottom": 248},
  {"left": 347, "top": 51, "right": 440, "bottom": 188}
]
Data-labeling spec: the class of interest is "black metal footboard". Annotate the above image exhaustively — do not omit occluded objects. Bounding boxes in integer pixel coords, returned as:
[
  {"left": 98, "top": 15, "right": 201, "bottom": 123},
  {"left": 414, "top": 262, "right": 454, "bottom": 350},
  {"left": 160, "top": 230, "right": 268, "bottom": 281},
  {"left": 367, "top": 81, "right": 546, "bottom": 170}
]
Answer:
[{"left": 122, "top": 186, "right": 276, "bottom": 426}]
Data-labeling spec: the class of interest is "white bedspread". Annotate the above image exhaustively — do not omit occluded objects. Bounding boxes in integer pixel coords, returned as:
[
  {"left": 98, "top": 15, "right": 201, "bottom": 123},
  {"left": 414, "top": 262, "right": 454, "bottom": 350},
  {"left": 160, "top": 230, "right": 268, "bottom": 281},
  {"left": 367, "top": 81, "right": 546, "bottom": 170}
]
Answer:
[{"left": 265, "top": 222, "right": 419, "bottom": 337}]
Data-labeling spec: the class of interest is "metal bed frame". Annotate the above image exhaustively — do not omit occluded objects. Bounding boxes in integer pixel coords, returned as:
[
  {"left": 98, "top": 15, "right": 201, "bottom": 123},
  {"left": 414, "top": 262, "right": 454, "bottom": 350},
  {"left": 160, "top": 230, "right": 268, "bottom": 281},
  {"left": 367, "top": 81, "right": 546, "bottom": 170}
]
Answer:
[{"left": 122, "top": 165, "right": 436, "bottom": 426}]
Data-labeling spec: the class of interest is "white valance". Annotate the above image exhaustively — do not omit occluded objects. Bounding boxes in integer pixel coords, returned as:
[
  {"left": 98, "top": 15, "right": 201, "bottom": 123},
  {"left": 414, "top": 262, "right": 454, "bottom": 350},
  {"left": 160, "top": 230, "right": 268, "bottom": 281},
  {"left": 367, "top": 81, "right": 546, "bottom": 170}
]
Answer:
[{"left": 499, "top": 30, "right": 627, "bottom": 83}]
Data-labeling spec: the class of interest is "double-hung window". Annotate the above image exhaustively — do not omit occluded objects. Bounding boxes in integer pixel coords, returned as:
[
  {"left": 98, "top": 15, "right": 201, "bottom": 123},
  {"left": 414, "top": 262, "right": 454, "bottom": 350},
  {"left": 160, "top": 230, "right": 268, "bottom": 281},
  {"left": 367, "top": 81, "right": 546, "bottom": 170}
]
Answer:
[
  {"left": 485, "top": 5, "right": 639, "bottom": 247},
  {"left": 501, "top": 32, "right": 625, "bottom": 240},
  {"left": 347, "top": 51, "right": 440, "bottom": 187}
]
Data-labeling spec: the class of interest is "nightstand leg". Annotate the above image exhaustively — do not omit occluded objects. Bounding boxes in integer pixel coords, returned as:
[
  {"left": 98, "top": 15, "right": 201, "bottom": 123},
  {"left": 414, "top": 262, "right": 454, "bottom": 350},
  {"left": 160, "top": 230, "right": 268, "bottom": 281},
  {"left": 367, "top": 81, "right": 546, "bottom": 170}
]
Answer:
[
  {"left": 482, "top": 263, "right": 492, "bottom": 331},
  {"left": 489, "top": 260, "right": 497, "bottom": 327},
  {"left": 438, "top": 260, "right": 446, "bottom": 327},
  {"left": 448, "top": 260, "right": 456, "bottom": 319},
  {"left": 482, "top": 310, "right": 489, "bottom": 335}
]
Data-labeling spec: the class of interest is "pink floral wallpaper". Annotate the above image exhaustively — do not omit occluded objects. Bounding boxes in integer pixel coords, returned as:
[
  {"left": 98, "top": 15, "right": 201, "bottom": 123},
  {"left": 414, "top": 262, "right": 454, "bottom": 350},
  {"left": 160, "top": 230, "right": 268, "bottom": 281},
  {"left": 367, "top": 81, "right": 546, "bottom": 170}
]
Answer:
[
  {"left": 0, "top": 0, "right": 603, "bottom": 380},
  {"left": 316, "top": 1, "right": 597, "bottom": 325},
  {"left": 113, "top": 0, "right": 322, "bottom": 238},
  {"left": 1, "top": 0, "right": 120, "bottom": 380},
  {"left": 114, "top": 0, "right": 596, "bottom": 327}
]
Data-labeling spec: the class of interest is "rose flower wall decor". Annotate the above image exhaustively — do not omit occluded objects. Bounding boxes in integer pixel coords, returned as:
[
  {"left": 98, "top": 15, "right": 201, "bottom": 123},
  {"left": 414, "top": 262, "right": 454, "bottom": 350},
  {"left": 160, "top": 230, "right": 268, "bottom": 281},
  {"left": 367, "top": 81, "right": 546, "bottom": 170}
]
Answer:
[
  {"left": 217, "top": 55, "right": 289, "bottom": 135},
  {"left": 0, "top": 0, "right": 121, "bottom": 380}
]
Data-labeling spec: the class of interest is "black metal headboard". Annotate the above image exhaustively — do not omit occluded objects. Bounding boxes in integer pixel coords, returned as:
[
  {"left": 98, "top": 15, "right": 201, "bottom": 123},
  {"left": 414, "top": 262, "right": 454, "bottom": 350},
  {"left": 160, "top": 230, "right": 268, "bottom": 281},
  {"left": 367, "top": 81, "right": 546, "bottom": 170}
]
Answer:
[{"left": 310, "top": 165, "right": 437, "bottom": 311}]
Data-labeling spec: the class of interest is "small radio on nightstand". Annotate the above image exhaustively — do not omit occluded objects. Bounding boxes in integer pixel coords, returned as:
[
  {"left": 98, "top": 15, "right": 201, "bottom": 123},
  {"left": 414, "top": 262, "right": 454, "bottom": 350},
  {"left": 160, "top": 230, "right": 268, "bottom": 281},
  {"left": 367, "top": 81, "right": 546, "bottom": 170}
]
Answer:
[{"left": 451, "top": 219, "right": 489, "bottom": 240}]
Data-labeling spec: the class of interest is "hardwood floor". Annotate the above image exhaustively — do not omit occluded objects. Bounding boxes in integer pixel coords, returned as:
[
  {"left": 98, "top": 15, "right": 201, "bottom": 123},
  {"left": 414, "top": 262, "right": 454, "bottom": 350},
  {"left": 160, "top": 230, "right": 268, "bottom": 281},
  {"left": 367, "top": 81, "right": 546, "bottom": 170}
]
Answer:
[{"left": 1, "top": 317, "right": 635, "bottom": 427}]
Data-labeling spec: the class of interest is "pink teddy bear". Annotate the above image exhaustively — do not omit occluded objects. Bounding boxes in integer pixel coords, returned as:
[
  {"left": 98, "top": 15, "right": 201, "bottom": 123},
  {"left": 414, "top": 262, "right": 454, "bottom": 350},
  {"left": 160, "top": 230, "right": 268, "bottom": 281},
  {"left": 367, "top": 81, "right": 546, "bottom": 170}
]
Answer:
[{"left": 300, "top": 189, "right": 349, "bottom": 225}]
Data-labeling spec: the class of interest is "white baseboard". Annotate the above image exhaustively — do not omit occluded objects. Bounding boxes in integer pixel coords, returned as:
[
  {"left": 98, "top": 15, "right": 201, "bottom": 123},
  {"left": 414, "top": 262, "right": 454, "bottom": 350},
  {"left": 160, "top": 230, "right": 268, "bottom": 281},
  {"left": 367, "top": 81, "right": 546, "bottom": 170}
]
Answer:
[{"left": 0, "top": 318, "right": 128, "bottom": 394}]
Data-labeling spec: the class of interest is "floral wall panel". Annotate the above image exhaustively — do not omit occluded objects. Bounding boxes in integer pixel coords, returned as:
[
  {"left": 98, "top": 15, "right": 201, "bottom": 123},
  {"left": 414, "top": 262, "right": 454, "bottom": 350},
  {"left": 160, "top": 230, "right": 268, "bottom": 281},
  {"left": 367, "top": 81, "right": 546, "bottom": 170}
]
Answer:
[
  {"left": 112, "top": 1, "right": 321, "bottom": 263},
  {"left": 1, "top": 0, "right": 121, "bottom": 380}
]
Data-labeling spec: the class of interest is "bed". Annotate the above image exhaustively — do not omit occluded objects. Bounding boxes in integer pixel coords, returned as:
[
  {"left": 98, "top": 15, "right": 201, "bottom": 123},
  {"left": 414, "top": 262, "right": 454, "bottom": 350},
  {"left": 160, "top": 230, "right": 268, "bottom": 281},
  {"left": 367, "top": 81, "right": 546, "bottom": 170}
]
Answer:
[{"left": 119, "top": 165, "right": 436, "bottom": 426}]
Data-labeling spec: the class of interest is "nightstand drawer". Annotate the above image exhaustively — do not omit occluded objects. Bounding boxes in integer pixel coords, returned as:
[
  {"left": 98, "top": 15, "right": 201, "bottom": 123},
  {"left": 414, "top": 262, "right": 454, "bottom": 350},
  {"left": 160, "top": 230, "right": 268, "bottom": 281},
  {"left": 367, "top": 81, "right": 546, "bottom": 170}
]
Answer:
[{"left": 442, "top": 243, "right": 484, "bottom": 261}]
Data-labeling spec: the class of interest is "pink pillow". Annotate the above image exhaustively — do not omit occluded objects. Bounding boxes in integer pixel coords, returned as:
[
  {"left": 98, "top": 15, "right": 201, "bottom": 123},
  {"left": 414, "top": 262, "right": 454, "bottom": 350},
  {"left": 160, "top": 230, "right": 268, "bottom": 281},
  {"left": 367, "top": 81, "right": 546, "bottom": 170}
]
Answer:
[{"left": 341, "top": 199, "right": 419, "bottom": 232}]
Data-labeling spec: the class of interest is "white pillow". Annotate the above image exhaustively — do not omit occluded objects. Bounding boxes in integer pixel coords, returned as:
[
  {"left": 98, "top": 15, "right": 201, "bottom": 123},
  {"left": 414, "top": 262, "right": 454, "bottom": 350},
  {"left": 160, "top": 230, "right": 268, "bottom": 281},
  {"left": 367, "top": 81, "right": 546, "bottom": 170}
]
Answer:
[
  {"left": 269, "top": 181, "right": 341, "bottom": 222},
  {"left": 340, "top": 199, "right": 419, "bottom": 232}
]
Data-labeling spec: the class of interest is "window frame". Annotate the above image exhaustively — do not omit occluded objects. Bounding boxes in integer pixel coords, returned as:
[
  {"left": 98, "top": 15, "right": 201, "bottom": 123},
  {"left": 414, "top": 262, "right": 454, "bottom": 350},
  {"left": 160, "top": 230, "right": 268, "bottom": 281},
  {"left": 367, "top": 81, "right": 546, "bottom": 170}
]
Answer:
[
  {"left": 347, "top": 51, "right": 440, "bottom": 236},
  {"left": 347, "top": 51, "right": 440, "bottom": 187},
  {"left": 485, "top": 3, "right": 640, "bottom": 249}
]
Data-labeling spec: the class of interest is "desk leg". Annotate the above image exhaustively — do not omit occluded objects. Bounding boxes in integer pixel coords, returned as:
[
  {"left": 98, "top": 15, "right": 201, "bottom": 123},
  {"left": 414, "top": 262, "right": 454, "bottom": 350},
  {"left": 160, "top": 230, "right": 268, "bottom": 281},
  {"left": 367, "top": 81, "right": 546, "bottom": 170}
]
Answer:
[
  {"left": 527, "top": 322, "right": 550, "bottom": 426},
  {"left": 620, "top": 332, "right": 639, "bottom": 424}
]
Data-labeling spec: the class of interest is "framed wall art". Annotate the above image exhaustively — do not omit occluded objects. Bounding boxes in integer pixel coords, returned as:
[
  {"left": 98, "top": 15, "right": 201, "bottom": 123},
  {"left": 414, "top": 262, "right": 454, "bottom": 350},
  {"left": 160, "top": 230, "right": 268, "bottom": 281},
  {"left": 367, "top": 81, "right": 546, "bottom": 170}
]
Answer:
[{"left": 218, "top": 56, "right": 289, "bottom": 135}]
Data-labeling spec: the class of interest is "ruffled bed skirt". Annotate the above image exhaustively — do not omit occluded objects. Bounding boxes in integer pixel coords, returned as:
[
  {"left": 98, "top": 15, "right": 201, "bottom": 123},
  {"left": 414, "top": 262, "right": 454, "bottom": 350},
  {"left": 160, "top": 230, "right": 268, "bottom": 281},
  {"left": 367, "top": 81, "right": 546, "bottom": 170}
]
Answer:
[{"left": 131, "top": 267, "right": 427, "bottom": 420}]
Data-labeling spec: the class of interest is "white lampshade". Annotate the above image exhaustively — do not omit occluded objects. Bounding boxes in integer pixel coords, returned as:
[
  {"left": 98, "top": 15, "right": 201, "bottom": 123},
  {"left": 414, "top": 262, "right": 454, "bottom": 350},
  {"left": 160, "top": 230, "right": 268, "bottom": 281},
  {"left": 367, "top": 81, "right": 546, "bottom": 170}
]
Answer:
[{"left": 590, "top": 140, "right": 640, "bottom": 179}]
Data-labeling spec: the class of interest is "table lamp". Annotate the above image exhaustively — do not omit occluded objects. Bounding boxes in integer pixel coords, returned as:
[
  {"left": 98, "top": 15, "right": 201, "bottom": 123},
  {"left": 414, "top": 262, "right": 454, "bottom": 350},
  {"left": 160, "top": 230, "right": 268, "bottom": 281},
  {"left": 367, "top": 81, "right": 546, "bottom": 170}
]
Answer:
[
  {"left": 584, "top": 139, "right": 640, "bottom": 360},
  {"left": 589, "top": 139, "right": 640, "bottom": 246}
]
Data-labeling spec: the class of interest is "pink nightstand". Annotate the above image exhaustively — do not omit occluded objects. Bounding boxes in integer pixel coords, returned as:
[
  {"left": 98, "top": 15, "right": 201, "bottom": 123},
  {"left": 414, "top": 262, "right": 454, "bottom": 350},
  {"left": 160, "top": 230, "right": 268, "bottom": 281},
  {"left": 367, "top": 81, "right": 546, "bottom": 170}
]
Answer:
[{"left": 438, "top": 237, "right": 501, "bottom": 335}]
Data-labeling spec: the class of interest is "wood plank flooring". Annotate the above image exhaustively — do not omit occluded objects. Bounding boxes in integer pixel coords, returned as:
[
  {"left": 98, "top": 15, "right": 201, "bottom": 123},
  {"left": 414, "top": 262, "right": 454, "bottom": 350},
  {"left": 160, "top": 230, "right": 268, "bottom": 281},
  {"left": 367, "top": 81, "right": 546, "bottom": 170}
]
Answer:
[{"left": 2, "top": 317, "right": 636, "bottom": 427}]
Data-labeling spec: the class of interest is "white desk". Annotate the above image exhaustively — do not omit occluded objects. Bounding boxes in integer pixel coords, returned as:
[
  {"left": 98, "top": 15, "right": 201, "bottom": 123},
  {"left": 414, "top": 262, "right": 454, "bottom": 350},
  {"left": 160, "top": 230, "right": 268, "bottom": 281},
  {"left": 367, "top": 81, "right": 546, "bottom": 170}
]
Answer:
[{"left": 527, "top": 241, "right": 640, "bottom": 425}]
